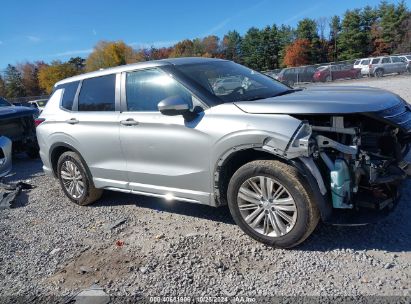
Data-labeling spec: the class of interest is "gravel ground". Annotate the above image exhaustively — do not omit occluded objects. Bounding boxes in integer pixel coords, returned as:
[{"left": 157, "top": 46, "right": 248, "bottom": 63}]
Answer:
[{"left": 0, "top": 76, "right": 410, "bottom": 302}]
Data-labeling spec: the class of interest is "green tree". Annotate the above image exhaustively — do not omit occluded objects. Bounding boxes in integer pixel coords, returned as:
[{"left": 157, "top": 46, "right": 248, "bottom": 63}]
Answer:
[
  {"left": 296, "top": 18, "right": 321, "bottom": 63},
  {"left": 222, "top": 30, "right": 242, "bottom": 62},
  {"left": 395, "top": 12, "right": 411, "bottom": 52},
  {"left": 296, "top": 18, "right": 319, "bottom": 41},
  {"left": 329, "top": 15, "right": 341, "bottom": 61},
  {"left": 4, "top": 64, "right": 25, "bottom": 98},
  {"left": 0, "top": 75, "right": 6, "bottom": 97},
  {"left": 277, "top": 25, "right": 296, "bottom": 67},
  {"left": 68, "top": 57, "right": 86, "bottom": 72},
  {"left": 378, "top": 1, "right": 409, "bottom": 53},
  {"left": 241, "top": 27, "right": 262, "bottom": 70},
  {"left": 192, "top": 38, "right": 205, "bottom": 56},
  {"left": 259, "top": 25, "right": 280, "bottom": 70},
  {"left": 338, "top": 9, "right": 369, "bottom": 60}
]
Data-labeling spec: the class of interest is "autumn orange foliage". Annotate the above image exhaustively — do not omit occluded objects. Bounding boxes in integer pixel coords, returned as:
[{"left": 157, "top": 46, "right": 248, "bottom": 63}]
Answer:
[{"left": 283, "top": 39, "right": 311, "bottom": 67}]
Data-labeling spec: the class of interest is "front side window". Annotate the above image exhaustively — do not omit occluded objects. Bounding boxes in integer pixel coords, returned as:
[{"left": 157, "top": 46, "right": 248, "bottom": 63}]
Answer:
[
  {"left": 126, "top": 69, "right": 192, "bottom": 112},
  {"left": 78, "top": 75, "right": 116, "bottom": 111},
  {"left": 391, "top": 57, "right": 401, "bottom": 63},
  {"left": 361, "top": 59, "right": 370, "bottom": 65},
  {"left": 59, "top": 81, "right": 79, "bottom": 110},
  {"left": 381, "top": 57, "right": 391, "bottom": 64}
]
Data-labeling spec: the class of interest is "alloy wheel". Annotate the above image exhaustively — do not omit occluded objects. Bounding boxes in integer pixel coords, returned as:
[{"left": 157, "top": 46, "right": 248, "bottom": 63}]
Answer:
[
  {"left": 237, "top": 176, "right": 297, "bottom": 237},
  {"left": 60, "top": 160, "right": 85, "bottom": 199}
]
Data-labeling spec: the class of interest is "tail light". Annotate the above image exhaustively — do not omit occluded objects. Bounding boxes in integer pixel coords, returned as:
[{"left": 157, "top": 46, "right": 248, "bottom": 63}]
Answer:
[{"left": 34, "top": 118, "right": 45, "bottom": 127}]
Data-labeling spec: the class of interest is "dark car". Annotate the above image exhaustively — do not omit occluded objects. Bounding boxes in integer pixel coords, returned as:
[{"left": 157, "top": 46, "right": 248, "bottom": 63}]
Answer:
[
  {"left": 276, "top": 66, "right": 317, "bottom": 86},
  {"left": 0, "top": 97, "right": 39, "bottom": 158},
  {"left": 313, "top": 64, "right": 361, "bottom": 82}
]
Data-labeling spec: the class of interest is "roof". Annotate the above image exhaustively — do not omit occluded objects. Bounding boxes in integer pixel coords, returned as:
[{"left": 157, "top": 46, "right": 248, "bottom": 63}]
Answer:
[{"left": 55, "top": 57, "right": 227, "bottom": 86}]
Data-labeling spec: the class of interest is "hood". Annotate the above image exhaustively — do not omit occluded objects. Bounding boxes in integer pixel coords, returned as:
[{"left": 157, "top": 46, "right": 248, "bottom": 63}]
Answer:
[
  {"left": 0, "top": 106, "right": 36, "bottom": 120},
  {"left": 234, "top": 86, "right": 405, "bottom": 114}
]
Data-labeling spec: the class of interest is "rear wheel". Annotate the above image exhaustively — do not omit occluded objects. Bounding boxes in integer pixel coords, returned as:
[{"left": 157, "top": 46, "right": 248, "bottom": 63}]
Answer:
[
  {"left": 57, "top": 151, "right": 102, "bottom": 206},
  {"left": 227, "top": 160, "right": 319, "bottom": 248},
  {"left": 374, "top": 69, "right": 384, "bottom": 78}
]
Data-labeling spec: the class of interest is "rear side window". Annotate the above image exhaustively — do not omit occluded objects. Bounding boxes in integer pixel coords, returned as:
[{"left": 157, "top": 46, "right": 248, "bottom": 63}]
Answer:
[
  {"left": 125, "top": 69, "right": 192, "bottom": 112},
  {"left": 391, "top": 57, "right": 401, "bottom": 63},
  {"left": 371, "top": 58, "right": 379, "bottom": 64},
  {"left": 78, "top": 74, "right": 116, "bottom": 111},
  {"left": 59, "top": 81, "right": 79, "bottom": 110}
]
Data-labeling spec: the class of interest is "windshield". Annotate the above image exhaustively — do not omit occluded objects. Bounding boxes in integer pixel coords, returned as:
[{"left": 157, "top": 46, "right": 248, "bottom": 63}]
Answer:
[
  {"left": 174, "top": 61, "right": 291, "bottom": 103},
  {"left": 0, "top": 98, "right": 11, "bottom": 107}
]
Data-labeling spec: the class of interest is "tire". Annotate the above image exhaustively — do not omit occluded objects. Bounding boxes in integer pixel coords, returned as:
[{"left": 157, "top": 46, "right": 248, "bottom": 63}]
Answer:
[
  {"left": 57, "top": 151, "right": 102, "bottom": 206},
  {"left": 325, "top": 75, "right": 332, "bottom": 82},
  {"left": 227, "top": 160, "right": 320, "bottom": 248},
  {"left": 374, "top": 69, "right": 384, "bottom": 78}
]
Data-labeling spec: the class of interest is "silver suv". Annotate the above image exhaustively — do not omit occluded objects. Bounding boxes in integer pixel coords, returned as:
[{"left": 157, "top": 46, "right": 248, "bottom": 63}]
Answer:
[
  {"left": 37, "top": 58, "right": 411, "bottom": 248},
  {"left": 361, "top": 56, "right": 407, "bottom": 77}
]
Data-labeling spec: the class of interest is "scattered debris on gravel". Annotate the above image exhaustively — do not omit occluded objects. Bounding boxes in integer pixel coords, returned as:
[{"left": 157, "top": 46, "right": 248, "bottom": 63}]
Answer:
[{"left": 0, "top": 79, "right": 410, "bottom": 300}]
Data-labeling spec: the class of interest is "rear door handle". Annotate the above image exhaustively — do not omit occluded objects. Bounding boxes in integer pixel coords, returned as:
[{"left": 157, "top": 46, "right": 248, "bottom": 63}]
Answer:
[
  {"left": 66, "top": 118, "right": 79, "bottom": 124},
  {"left": 120, "top": 118, "right": 139, "bottom": 126}
]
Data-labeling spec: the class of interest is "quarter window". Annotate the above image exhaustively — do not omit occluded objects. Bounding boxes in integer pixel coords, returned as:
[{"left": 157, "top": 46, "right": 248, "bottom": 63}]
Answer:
[
  {"left": 78, "top": 74, "right": 116, "bottom": 111},
  {"left": 56, "top": 81, "right": 79, "bottom": 110},
  {"left": 125, "top": 69, "right": 192, "bottom": 112}
]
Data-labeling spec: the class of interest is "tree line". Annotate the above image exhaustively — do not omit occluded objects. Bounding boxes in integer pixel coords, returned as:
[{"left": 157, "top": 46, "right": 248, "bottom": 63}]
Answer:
[{"left": 1, "top": 0, "right": 410, "bottom": 98}]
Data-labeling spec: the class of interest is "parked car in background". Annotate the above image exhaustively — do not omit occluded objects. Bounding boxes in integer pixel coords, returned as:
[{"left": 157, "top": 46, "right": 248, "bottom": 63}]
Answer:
[
  {"left": 0, "top": 97, "right": 39, "bottom": 158},
  {"left": 12, "top": 101, "right": 40, "bottom": 117},
  {"left": 353, "top": 58, "right": 371, "bottom": 70},
  {"left": 37, "top": 58, "right": 411, "bottom": 248},
  {"left": 212, "top": 76, "right": 243, "bottom": 94},
  {"left": 398, "top": 55, "right": 411, "bottom": 72},
  {"left": 276, "top": 66, "right": 316, "bottom": 86},
  {"left": 313, "top": 64, "right": 361, "bottom": 82},
  {"left": 0, "top": 136, "right": 12, "bottom": 177},
  {"left": 361, "top": 56, "right": 407, "bottom": 77},
  {"left": 29, "top": 99, "right": 48, "bottom": 113}
]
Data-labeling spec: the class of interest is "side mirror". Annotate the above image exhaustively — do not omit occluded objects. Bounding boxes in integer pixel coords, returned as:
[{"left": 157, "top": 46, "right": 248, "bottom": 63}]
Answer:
[{"left": 158, "top": 96, "right": 191, "bottom": 116}]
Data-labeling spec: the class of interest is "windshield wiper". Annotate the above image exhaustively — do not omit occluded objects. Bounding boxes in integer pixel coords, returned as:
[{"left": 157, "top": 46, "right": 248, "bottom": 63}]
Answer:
[{"left": 241, "top": 89, "right": 301, "bottom": 101}]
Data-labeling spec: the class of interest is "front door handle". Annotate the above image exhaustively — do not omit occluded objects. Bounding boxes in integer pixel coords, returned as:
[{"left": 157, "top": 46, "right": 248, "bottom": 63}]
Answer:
[
  {"left": 66, "top": 118, "right": 79, "bottom": 124},
  {"left": 120, "top": 118, "right": 139, "bottom": 126}
]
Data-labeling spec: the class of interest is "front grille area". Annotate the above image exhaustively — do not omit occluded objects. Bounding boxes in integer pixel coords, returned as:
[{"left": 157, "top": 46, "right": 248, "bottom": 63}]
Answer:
[{"left": 376, "top": 102, "right": 411, "bottom": 132}]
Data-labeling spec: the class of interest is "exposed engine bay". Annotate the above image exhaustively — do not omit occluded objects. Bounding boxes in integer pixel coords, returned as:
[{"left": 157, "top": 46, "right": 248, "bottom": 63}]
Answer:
[{"left": 289, "top": 110, "right": 411, "bottom": 212}]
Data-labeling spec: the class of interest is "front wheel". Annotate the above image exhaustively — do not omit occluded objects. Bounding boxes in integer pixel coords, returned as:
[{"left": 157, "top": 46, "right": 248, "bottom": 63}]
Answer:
[
  {"left": 227, "top": 160, "right": 319, "bottom": 248},
  {"left": 57, "top": 151, "right": 102, "bottom": 206}
]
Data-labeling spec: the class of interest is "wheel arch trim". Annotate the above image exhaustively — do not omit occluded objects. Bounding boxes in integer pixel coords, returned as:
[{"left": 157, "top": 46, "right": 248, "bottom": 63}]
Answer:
[{"left": 49, "top": 142, "right": 93, "bottom": 179}]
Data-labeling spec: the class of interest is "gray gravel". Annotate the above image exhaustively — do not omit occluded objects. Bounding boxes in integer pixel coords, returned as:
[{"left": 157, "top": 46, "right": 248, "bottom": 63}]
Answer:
[{"left": 0, "top": 76, "right": 410, "bottom": 301}]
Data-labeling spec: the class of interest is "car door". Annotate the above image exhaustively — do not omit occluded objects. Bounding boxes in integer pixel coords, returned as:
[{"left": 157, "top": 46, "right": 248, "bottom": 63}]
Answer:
[
  {"left": 66, "top": 74, "right": 128, "bottom": 188},
  {"left": 119, "top": 68, "right": 212, "bottom": 204},
  {"left": 381, "top": 57, "right": 392, "bottom": 73}
]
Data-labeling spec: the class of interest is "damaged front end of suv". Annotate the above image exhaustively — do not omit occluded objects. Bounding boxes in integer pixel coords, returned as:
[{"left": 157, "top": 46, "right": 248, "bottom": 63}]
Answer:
[{"left": 237, "top": 86, "right": 411, "bottom": 224}]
